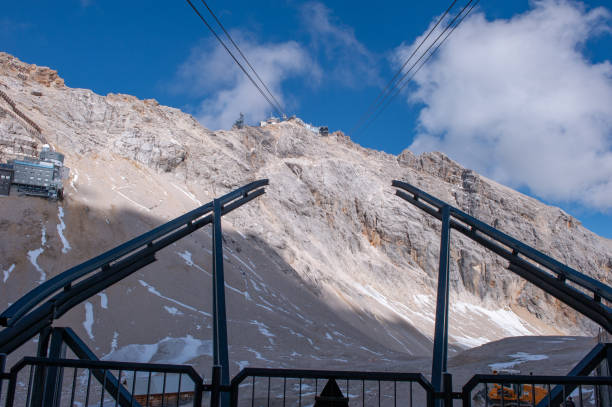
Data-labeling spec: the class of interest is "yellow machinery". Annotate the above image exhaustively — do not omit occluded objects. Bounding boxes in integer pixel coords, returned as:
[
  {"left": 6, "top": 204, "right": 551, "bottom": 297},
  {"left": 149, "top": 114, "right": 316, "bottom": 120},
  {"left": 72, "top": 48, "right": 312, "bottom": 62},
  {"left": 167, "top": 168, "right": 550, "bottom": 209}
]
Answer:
[{"left": 487, "top": 369, "right": 548, "bottom": 407}]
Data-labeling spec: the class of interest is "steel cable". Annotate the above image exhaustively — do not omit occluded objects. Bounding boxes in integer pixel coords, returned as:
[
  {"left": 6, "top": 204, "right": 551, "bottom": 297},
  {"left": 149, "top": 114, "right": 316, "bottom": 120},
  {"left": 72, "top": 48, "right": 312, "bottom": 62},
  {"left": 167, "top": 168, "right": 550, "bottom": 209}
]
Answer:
[
  {"left": 350, "top": 0, "right": 459, "bottom": 134},
  {"left": 355, "top": 0, "right": 478, "bottom": 136},
  {"left": 199, "top": 0, "right": 286, "bottom": 117},
  {"left": 184, "top": 0, "right": 285, "bottom": 118}
]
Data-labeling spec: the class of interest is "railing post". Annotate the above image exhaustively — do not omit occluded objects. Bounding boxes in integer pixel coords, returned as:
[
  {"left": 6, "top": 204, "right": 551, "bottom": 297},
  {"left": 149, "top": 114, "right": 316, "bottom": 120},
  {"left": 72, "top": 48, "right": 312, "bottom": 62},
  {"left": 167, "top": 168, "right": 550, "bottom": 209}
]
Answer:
[
  {"left": 462, "top": 385, "right": 471, "bottom": 407},
  {"left": 193, "top": 378, "right": 204, "bottom": 407},
  {"left": 4, "top": 363, "right": 18, "bottom": 407},
  {"left": 442, "top": 373, "right": 452, "bottom": 407},
  {"left": 606, "top": 345, "right": 612, "bottom": 406},
  {"left": 427, "top": 388, "right": 435, "bottom": 407},
  {"left": 210, "top": 365, "right": 221, "bottom": 407},
  {"left": 31, "top": 325, "right": 53, "bottom": 407},
  {"left": 43, "top": 328, "right": 66, "bottom": 407},
  {"left": 230, "top": 379, "right": 239, "bottom": 407},
  {"left": 212, "top": 198, "right": 231, "bottom": 407},
  {"left": 431, "top": 205, "right": 451, "bottom": 407},
  {"left": 0, "top": 353, "right": 5, "bottom": 400},
  {"left": 607, "top": 345, "right": 612, "bottom": 376}
]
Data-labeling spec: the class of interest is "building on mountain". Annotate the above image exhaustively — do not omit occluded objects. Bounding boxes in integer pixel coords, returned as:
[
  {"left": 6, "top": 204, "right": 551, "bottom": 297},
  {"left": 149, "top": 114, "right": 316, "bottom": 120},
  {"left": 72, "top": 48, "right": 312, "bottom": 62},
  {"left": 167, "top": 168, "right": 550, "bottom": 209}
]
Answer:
[
  {"left": 1, "top": 144, "right": 69, "bottom": 200},
  {"left": 0, "top": 163, "right": 13, "bottom": 196},
  {"left": 260, "top": 116, "right": 281, "bottom": 127}
]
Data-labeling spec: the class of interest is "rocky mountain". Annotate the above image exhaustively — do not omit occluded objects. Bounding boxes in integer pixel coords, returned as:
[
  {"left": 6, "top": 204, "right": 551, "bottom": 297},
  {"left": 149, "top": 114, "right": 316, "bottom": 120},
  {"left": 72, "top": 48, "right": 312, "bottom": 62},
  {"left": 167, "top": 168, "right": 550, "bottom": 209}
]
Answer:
[{"left": 0, "top": 51, "right": 610, "bottom": 375}]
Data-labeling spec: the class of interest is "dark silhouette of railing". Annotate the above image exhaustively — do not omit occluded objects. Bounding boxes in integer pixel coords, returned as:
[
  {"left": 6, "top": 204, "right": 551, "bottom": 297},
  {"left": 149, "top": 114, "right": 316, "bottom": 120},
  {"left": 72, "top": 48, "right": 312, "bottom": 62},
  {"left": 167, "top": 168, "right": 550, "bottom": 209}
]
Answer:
[
  {"left": 0, "top": 179, "right": 268, "bottom": 354},
  {"left": 463, "top": 374, "right": 612, "bottom": 407},
  {"left": 4, "top": 357, "right": 203, "bottom": 407},
  {"left": 392, "top": 181, "right": 612, "bottom": 330},
  {"left": 0, "top": 180, "right": 268, "bottom": 407},
  {"left": 228, "top": 368, "right": 434, "bottom": 406},
  {"left": 391, "top": 180, "right": 612, "bottom": 406}
]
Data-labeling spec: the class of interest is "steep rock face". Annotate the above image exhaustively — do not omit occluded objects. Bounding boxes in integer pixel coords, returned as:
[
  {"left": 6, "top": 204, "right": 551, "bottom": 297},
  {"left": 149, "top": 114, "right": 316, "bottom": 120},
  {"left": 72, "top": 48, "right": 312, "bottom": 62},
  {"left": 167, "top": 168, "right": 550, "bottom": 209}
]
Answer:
[{"left": 0, "top": 52, "right": 610, "bottom": 368}]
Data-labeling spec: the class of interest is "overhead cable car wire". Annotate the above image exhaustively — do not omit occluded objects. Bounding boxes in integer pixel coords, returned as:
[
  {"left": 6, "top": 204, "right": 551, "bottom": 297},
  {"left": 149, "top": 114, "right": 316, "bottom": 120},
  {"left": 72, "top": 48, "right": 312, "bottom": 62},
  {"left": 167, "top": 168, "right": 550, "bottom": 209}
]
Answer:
[
  {"left": 199, "top": 0, "right": 287, "bottom": 118},
  {"left": 355, "top": 0, "right": 478, "bottom": 136},
  {"left": 392, "top": 0, "right": 480, "bottom": 100},
  {"left": 184, "top": 0, "right": 285, "bottom": 119},
  {"left": 356, "top": 0, "right": 474, "bottom": 135},
  {"left": 362, "top": 0, "right": 480, "bottom": 134},
  {"left": 350, "top": 0, "right": 459, "bottom": 135}
]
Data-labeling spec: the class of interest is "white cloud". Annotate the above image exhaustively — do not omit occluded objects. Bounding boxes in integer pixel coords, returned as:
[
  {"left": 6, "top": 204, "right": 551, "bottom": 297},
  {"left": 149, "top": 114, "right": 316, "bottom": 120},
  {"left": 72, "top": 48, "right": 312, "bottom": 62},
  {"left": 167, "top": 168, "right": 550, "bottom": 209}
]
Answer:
[
  {"left": 0, "top": 18, "right": 31, "bottom": 37},
  {"left": 300, "top": 2, "right": 380, "bottom": 88},
  {"left": 175, "top": 34, "right": 317, "bottom": 130},
  {"left": 399, "top": 0, "right": 612, "bottom": 209}
]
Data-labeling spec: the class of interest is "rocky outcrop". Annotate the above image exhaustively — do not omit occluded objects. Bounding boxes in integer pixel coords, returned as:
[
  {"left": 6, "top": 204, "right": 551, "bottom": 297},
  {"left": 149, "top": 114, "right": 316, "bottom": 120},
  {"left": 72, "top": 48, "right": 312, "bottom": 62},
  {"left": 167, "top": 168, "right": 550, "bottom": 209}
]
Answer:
[{"left": 0, "top": 52, "right": 64, "bottom": 88}]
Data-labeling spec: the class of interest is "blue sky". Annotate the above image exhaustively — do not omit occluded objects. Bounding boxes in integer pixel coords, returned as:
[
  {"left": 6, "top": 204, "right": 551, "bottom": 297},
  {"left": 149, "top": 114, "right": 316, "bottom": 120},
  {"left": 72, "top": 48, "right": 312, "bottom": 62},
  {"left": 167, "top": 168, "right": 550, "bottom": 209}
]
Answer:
[{"left": 2, "top": 0, "right": 612, "bottom": 239}]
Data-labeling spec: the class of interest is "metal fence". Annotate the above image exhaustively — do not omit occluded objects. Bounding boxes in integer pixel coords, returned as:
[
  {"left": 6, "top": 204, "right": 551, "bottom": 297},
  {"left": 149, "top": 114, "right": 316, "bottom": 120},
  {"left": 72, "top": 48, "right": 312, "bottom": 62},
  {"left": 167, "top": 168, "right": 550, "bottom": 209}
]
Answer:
[
  {"left": 2, "top": 357, "right": 204, "bottom": 407},
  {"left": 228, "top": 368, "right": 434, "bottom": 407},
  {"left": 1, "top": 355, "right": 612, "bottom": 407},
  {"left": 462, "top": 374, "right": 612, "bottom": 407}
]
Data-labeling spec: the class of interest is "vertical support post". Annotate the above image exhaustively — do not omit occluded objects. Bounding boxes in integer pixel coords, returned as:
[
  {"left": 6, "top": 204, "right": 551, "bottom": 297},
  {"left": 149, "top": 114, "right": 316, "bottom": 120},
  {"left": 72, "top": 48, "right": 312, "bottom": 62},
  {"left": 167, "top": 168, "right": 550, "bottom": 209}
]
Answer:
[
  {"left": 442, "top": 373, "right": 452, "bottom": 407},
  {"left": 607, "top": 345, "right": 612, "bottom": 376},
  {"left": 605, "top": 346, "right": 612, "bottom": 406},
  {"left": 43, "top": 328, "right": 67, "bottom": 407},
  {"left": 230, "top": 380, "right": 239, "bottom": 407},
  {"left": 0, "top": 352, "right": 6, "bottom": 400},
  {"left": 35, "top": 325, "right": 53, "bottom": 358},
  {"left": 212, "top": 198, "right": 230, "bottom": 407},
  {"left": 210, "top": 365, "right": 221, "bottom": 407},
  {"left": 193, "top": 379, "right": 204, "bottom": 407},
  {"left": 431, "top": 205, "right": 451, "bottom": 406},
  {"left": 31, "top": 325, "right": 53, "bottom": 407}
]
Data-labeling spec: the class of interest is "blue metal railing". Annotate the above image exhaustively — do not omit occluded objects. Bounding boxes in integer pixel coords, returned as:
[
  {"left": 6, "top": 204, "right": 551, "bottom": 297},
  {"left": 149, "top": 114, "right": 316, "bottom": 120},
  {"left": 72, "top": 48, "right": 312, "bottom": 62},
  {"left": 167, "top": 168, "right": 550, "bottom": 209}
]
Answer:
[{"left": 0, "top": 180, "right": 268, "bottom": 356}]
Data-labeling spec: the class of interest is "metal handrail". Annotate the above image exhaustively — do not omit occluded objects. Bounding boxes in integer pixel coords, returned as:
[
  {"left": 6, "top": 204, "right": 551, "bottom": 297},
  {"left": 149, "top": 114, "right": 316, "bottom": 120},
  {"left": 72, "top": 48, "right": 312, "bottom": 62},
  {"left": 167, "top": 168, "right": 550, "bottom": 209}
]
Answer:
[
  {"left": 230, "top": 367, "right": 434, "bottom": 389},
  {"left": 230, "top": 367, "right": 435, "bottom": 407},
  {"left": 393, "top": 180, "right": 612, "bottom": 302},
  {"left": 0, "top": 179, "right": 267, "bottom": 327},
  {"left": 4, "top": 357, "right": 205, "bottom": 407},
  {"left": 392, "top": 180, "right": 612, "bottom": 333},
  {"left": 463, "top": 374, "right": 612, "bottom": 392},
  {"left": 10, "top": 357, "right": 204, "bottom": 382},
  {"left": 0, "top": 180, "right": 268, "bottom": 355},
  {"left": 462, "top": 373, "right": 612, "bottom": 406}
]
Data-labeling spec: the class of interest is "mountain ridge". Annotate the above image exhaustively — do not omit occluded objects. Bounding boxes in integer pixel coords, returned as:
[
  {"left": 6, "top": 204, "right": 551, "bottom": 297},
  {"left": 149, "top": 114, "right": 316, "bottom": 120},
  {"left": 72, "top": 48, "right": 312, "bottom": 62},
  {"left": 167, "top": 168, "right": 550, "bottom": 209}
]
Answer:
[{"left": 0, "top": 51, "right": 610, "bottom": 372}]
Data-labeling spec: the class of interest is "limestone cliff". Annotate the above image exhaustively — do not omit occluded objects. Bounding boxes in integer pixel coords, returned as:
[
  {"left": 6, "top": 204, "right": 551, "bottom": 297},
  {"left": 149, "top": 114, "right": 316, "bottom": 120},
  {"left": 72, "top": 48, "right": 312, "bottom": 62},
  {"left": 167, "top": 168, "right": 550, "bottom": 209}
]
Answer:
[{"left": 0, "top": 52, "right": 610, "bottom": 371}]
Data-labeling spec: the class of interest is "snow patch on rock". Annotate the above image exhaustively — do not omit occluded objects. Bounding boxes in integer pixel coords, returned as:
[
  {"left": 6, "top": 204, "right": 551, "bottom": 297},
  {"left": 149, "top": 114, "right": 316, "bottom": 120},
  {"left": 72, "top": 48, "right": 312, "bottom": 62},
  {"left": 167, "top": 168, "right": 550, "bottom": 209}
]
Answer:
[
  {"left": 171, "top": 183, "right": 202, "bottom": 205},
  {"left": 104, "top": 335, "right": 212, "bottom": 364},
  {"left": 83, "top": 302, "right": 94, "bottom": 340},
  {"left": 70, "top": 168, "right": 79, "bottom": 191},
  {"left": 453, "top": 302, "right": 534, "bottom": 337},
  {"left": 56, "top": 206, "right": 71, "bottom": 253},
  {"left": 489, "top": 352, "right": 549, "bottom": 370},
  {"left": 164, "top": 306, "right": 183, "bottom": 316},
  {"left": 250, "top": 320, "right": 275, "bottom": 345},
  {"left": 177, "top": 250, "right": 211, "bottom": 276},
  {"left": 2, "top": 264, "right": 15, "bottom": 283},
  {"left": 27, "top": 225, "right": 46, "bottom": 283},
  {"left": 97, "top": 292, "right": 108, "bottom": 309},
  {"left": 138, "top": 279, "right": 211, "bottom": 317}
]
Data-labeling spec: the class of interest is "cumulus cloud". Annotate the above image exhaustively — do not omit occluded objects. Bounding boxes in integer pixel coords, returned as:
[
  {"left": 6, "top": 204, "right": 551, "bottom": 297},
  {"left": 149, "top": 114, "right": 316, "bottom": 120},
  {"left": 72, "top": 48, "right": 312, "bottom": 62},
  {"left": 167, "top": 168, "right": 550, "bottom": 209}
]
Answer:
[
  {"left": 175, "top": 34, "right": 317, "bottom": 130},
  {"left": 398, "top": 0, "right": 612, "bottom": 209},
  {"left": 300, "top": 2, "right": 380, "bottom": 88}
]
